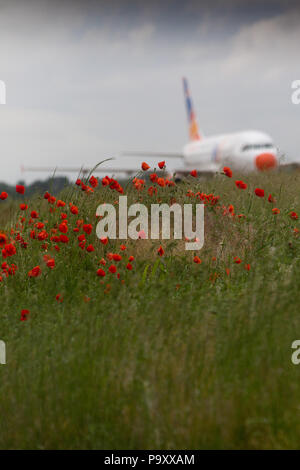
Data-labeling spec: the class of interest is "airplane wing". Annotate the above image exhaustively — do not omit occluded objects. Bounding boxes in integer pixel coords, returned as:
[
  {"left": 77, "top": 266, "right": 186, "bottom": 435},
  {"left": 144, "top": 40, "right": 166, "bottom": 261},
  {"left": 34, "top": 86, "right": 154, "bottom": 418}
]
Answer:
[
  {"left": 121, "top": 151, "right": 183, "bottom": 158},
  {"left": 22, "top": 164, "right": 200, "bottom": 184},
  {"left": 22, "top": 150, "right": 184, "bottom": 176},
  {"left": 21, "top": 166, "right": 141, "bottom": 176}
]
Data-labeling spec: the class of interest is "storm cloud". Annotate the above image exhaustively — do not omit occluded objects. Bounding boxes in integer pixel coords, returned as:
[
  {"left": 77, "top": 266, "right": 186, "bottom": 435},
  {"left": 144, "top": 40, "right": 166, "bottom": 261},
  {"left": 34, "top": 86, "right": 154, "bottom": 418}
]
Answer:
[{"left": 0, "top": 0, "right": 300, "bottom": 182}]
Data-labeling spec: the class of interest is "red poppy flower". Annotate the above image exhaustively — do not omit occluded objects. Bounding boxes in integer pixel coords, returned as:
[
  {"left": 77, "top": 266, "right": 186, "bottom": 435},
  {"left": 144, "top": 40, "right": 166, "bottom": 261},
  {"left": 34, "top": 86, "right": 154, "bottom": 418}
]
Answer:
[
  {"left": 59, "top": 235, "right": 69, "bottom": 243},
  {"left": 157, "top": 177, "right": 165, "bottom": 187},
  {"left": 70, "top": 205, "right": 78, "bottom": 215},
  {"left": 190, "top": 169, "right": 197, "bottom": 177},
  {"left": 254, "top": 188, "right": 264, "bottom": 197},
  {"left": 16, "top": 184, "right": 25, "bottom": 194},
  {"left": 193, "top": 256, "right": 202, "bottom": 264},
  {"left": 30, "top": 210, "right": 39, "bottom": 219},
  {"left": 268, "top": 194, "right": 275, "bottom": 203},
  {"left": 102, "top": 176, "right": 110, "bottom": 186},
  {"left": 2, "top": 243, "right": 16, "bottom": 258},
  {"left": 79, "top": 241, "right": 85, "bottom": 250},
  {"left": 290, "top": 211, "right": 298, "bottom": 220},
  {"left": 37, "top": 230, "right": 48, "bottom": 241},
  {"left": 235, "top": 180, "right": 247, "bottom": 189},
  {"left": 19, "top": 203, "right": 28, "bottom": 210},
  {"left": 88, "top": 176, "right": 98, "bottom": 188},
  {"left": 126, "top": 263, "right": 133, "bottom": 270},
  {"left": 0, "top": 192, "right": 8, "bottom": 200},
  {"left": 150, "top": 173, "right": 158, "bottom": 183},
  {"left": 28, "top": 265, "right": 41, "bottom": 277},
  {"left": 57, "top": 200, "right": 66, "bottom": 207},
  {"left": 112, "top": 254, "right": 122, "bottom": 262},
  {"left": 97, "top": 268, "right": 106, "bottom": 277},
  {"left": 129, "top": 255, "right": 134, "bottom": 262},
  {"left": 20, "top": 309, "right": 30, "bottom": 321},
  {"left": 46, "top": 258, "right": 55, "bottom": 269},
  {"left": 0, "top": 233, "right": 7, "bottom": 247},
  {"left": 59, "top": 222, "right": 68, "bottom": 233},
  {"left": 86, "top": 244, "right": 95, "bottom": 252},
  {"left": 75, "top": 178, "right": 82, "bottom": 186},
  {"left": 158, "top": 161, "right": 165, "bottom": 169},
  {"left": 234, "top": 257, "right": 241, "bottom": 264},
  {"left": 141, "top": 162, "right": 150, "bottom": 171},
  {"left": 100, "top": 236, "right": 108, "bottom": 245},
  {"left": 109, "top": 264, "right": 117, "bottom": 274},
  {"left": 120, "top": 244, "right": 126, "bottom": 251},
  {"left": 148, "top": 186, "right": 157, "bottom": 196},
  {"left": 83, "top": 224, "right": 92, "bottom": 235},
  {"left": 157, "top": 245, "right": 164, "bottom": 256},
  {"left": 272, "top": 208, "right": 280, "bottom": 214},
  {"left": 56, "top": 293, "right": 63, "bottom": 303},
  {"left": 223, "top": 166, "right": 232, "bottom": 178},
  {"left": 133, "top": 178, "right": 145, "bottom": 191}
]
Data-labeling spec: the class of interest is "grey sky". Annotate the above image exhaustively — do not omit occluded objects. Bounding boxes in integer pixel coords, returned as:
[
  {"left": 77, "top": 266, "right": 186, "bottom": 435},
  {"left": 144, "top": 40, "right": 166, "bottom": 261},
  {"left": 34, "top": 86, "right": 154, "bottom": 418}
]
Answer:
[{"left": 0, "top": 0, "right": 300, "bottom": 183}]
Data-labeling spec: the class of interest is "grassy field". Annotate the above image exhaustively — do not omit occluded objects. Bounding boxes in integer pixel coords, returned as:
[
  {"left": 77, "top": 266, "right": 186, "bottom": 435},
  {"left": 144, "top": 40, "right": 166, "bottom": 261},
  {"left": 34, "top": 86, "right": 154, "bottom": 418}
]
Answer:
[{"left": 0, "top": 167, "right": 300, "bottom": 449}]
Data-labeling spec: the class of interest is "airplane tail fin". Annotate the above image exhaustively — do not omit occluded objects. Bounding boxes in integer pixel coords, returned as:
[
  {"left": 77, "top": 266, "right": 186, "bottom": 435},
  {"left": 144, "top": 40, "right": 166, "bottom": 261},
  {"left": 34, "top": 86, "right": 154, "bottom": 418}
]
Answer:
[{"left": 183, "top": 77, "right": 202, "bottom": 141}]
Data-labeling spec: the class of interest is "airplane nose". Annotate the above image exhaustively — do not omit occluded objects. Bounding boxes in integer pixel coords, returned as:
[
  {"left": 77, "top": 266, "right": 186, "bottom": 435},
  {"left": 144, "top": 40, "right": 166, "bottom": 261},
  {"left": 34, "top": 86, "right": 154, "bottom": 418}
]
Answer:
[{"left": 255, "top": 153, "right": 277, "bottom": 171}]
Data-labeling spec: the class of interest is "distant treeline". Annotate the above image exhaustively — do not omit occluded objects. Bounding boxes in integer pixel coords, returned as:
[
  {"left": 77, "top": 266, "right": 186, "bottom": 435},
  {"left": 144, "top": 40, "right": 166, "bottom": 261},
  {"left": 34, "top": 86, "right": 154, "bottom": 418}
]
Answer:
[{"left": 0, "top": 176, "right": 70, "bottom": 199}]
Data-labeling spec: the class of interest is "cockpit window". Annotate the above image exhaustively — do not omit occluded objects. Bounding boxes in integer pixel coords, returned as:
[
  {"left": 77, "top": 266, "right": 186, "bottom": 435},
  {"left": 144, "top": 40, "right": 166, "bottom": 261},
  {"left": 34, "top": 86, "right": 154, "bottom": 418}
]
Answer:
[{"left": 242, "top": 143, "right": 273, "bottom": 151}]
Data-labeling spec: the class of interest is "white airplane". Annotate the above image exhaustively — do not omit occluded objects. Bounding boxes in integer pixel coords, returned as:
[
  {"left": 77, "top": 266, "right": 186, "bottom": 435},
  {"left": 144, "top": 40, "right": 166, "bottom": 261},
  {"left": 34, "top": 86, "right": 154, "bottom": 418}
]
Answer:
[
  {"left": 23, "top": 77, "right": 278, "bottom": 178},
  {"left": 124, "top": 77, "right": 278, "bottom": 176}
]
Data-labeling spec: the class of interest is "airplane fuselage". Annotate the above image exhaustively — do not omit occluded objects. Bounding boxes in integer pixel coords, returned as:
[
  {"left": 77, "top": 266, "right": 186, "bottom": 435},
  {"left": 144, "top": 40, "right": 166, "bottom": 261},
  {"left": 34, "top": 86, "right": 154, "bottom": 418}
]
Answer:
[{"left": 182, "top": 130, "right": 278, "bottom": 173}]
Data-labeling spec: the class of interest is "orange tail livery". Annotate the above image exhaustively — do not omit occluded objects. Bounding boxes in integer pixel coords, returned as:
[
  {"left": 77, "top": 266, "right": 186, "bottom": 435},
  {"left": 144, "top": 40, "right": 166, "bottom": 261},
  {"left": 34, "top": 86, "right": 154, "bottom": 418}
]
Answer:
[{"left": 183, "top": 77, "right": 202, "bottom": 141}]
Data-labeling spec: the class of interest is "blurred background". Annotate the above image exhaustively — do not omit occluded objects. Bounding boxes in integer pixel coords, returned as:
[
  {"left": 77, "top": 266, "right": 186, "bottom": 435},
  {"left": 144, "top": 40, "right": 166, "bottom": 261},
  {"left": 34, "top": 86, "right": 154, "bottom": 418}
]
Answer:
[{"left": 0, "top": 0, "right": 300, "bottom": 185}]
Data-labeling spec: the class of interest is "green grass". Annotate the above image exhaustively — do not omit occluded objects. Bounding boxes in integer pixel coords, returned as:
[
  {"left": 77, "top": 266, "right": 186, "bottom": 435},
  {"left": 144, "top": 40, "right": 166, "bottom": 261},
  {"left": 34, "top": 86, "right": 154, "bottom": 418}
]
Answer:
[{"left": 0, "top": 170, "right": 300, "bottom": 449}]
